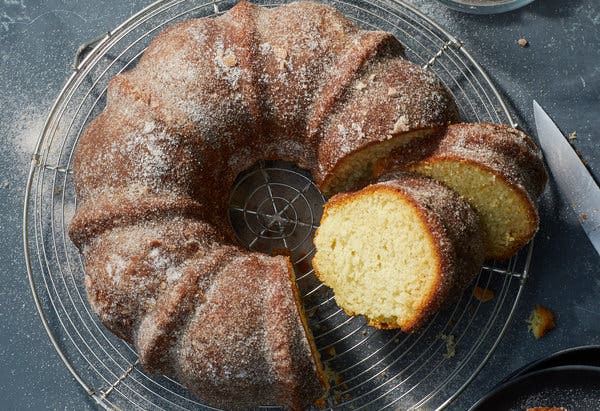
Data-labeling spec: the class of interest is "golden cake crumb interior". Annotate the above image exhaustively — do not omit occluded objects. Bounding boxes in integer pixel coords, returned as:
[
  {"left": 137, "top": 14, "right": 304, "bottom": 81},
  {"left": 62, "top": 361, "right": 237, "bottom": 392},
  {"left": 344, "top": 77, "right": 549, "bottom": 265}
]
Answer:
[
  {"left": 321, "top": 128, "right": 435, "bottom": 195},
  {"left": 411, "top": 159, "right": 536, "bottom": 258},
  {"left": 313, "top": 188, "right": 439, "bottom": 328}
]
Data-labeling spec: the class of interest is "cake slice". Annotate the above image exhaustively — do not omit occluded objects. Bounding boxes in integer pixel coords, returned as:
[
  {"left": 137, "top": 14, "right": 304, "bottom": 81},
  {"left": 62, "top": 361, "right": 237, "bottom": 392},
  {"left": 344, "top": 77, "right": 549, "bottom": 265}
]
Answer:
[
  {"left": 313, "top": 173, "right": 484, "bottom": 332},
  {"left": 378, "top": 123, "right": 548, "bottom": 259}
]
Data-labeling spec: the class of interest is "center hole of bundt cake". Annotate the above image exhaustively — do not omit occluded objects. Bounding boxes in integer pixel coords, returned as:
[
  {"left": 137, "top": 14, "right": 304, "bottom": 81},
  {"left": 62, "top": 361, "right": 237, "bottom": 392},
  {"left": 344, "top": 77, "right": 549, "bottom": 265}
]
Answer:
[
  {"left": 256, "top": 197, "right": 297, "bottom": 235},
  {"left": 228, "top": 161, "right": 326, "bottom": 263}
]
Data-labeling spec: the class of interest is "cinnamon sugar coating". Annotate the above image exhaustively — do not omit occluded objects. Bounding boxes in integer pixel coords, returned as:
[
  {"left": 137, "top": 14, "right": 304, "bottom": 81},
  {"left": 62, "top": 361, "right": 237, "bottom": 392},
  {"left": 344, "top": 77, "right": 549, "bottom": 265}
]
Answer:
[
  {"left": 383, "top": 123, "right": 547, "bottom": 200},
  {"left": 68, "top": 1, "right": 457, "bottom": 409}
]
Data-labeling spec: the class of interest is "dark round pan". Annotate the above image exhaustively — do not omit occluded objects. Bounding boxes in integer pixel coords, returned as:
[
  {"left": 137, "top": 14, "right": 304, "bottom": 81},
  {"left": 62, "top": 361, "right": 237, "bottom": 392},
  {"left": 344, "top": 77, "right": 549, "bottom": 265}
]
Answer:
[
  {"left": 498, "top": 345, "right": 600, "bottom": 385},
  {"left": 469, "top": 365, "right": 600, "bottom": 411}
]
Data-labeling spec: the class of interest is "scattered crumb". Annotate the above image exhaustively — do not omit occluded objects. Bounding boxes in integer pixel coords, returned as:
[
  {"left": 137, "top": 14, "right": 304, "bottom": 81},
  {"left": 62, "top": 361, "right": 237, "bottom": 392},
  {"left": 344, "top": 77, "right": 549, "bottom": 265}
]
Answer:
[
  {"left": 323, "top": 363, "right": 347, "bottom": 404},
  {"left": 330, "top": 374, "right": 343, "bottom": 386},
  {"left": 273, "top": 47, "right": 288, "bottom": 69},
  {"left": 568, "top": 131, "right": 577, "bottom": 141},
  {"left": 526, "top": 407, "right": 568, "bottom": 411},
  {"left": 222, "top": 54, "right": 237, "bottom": 67},
  {"left": 581, "top": 213, "right": 588, "bottom": 220},
  {"left": 314, "top": 397, "right": 327, "bottom": 408},
  {"left": 518, "top": 38, "right": 529, "bottom": 47},
  {"left": 273, "top": 47, "right": 287, "bottom": 60},
  {"left": 387, "top": 87, "right": 399, "bottom": 97},
  {"left": 527, "top": 304, "right": 556, "bottom": 339},
  {"left": 324, "top": 364, "right": 348, "bottom": 404},
  {"left": 439, "top": 334, "right": 456, "bottom": 359},
  {"left": 360, "top": 329, "right": 367, "bottom": 336},
  {"left": 473, "top": 286, "right": 494, "bottom": 302},
  {"left": 326, "top": 346, "right": 336, "bottom": 357},
  {"left": 323, "top": 363, "right": 342, "bottom": 385},
  {"left": 466, "top": 302, "right": 477, "bottom": 316}
]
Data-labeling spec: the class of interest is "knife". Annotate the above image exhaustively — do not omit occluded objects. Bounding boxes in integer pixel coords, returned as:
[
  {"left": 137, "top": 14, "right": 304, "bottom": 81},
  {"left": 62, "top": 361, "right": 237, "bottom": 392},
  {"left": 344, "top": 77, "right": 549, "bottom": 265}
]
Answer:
[{"left": 533, "top": 100, "right": 600, "bottom": 255}]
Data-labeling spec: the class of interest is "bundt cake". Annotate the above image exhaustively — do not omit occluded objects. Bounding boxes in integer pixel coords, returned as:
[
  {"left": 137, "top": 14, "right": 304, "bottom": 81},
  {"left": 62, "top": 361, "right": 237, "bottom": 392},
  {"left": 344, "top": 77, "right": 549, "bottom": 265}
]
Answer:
[
  {"left": 376, "top": 123, "right": 548, "bottom": 259},
  {"left": 312, "top": 173, "right": 485, "bottom": 332},
  {"left": 82, "top": 218, "right": 327, "bottom": 409},
  {"left": 68, "top": 1, "right": 458, "bottom": 409}
]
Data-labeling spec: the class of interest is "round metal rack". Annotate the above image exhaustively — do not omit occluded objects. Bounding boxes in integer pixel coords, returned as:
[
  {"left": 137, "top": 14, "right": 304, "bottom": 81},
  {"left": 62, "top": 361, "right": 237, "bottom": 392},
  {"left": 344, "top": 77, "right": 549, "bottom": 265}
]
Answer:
[{"left": 23, "top": 0, "right": 532, "bottom": 409}]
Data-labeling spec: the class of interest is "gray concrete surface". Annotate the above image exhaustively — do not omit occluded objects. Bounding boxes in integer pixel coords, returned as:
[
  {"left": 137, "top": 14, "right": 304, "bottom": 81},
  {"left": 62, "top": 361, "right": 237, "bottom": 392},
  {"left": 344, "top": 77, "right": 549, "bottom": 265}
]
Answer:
[{"left": 1, "top": 0, "right": 598, "bottom": 409}]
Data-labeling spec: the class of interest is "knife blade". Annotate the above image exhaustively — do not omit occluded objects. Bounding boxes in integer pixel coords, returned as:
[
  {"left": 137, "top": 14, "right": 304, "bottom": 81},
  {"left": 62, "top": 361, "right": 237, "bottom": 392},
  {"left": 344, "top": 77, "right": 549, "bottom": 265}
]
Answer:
[{"left": 533, "top": 100, "right": 600, "bottom": 255}]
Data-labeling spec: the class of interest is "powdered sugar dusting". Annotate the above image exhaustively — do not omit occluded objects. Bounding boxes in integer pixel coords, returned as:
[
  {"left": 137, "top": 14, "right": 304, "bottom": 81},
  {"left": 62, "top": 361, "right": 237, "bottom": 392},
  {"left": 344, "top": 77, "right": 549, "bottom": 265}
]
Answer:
[
  {"left": 391, "top": 115, "right": 410, "bottom": 134},
  {"left": 214, "top": 39, "right": 244, "bottom": 89},
  {"left": 106, "top": 254, "right": 128, "bottom": 284},
  {"left": 165, "top": 266, "right": 183, "bottom": 282},
  {"left": 5, "top": 97, "right": 52, "bottom": 183},
  {"left": 124, "top": 127, "right": 174, "bottom": 182}
]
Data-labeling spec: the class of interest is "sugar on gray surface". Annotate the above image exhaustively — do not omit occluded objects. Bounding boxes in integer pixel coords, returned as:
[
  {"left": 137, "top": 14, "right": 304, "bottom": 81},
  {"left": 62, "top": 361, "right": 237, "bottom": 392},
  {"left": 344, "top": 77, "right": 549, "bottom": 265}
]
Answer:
[
  {"left": 4, "top": 97, "right": 50, "bottom": 178},
  {"left": 0, "top": 0, "right": 598, "bottom": 405}
]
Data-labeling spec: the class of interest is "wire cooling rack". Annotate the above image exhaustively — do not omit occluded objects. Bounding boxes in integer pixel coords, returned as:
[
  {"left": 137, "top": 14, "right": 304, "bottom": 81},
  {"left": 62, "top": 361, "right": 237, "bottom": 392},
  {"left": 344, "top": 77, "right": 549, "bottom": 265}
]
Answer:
[{"left": 23, "top": 0, "right": 532, "bottom": 409}]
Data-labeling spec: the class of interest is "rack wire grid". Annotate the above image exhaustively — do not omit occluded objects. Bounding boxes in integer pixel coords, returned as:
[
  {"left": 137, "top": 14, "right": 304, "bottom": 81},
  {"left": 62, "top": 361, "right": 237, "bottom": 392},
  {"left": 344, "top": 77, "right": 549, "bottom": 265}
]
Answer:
[{"left": 23, "top": 0, "right": 532, "bottom": 409}]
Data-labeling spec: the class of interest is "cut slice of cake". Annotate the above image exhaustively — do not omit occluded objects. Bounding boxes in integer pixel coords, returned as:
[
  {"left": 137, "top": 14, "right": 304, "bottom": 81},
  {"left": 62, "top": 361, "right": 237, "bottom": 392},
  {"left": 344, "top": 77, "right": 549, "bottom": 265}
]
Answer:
[
  {"left": 312, "top": 173, "right": 485, "bottom": 332},
  {"left": 378, "top": 123, "right": 548, "bottom": 260}
]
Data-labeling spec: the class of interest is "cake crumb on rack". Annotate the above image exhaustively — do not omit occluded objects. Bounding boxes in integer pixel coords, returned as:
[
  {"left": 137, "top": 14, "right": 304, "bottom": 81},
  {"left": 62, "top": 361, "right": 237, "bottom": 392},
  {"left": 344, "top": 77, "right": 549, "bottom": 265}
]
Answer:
[
  {"left": 527, "top": 304, "right": 555, "bottom": 339},
  {"left": 473, "top": 286, "right": 494, "bottom": 302},
  {"left": 581, "top": 213, "right": 588, "bottom": 220},
  {"left": 439, "top": 334, "right": 456, "bottom": 359},
  {"left": 518, "top": 38, "right": 529, "bottom": 47},
  {"left": 568, "top": 131, "right": 577, "bottom": 141}
]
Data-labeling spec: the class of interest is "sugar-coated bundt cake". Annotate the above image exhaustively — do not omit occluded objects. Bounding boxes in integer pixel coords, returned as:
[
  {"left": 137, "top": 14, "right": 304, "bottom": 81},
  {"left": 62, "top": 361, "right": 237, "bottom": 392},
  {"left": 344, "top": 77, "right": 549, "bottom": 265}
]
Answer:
[
  {"left": 312, "top": 173, "right": 485, "bottom": 332},
  {"left": 377, "top": 123, "right": 548, "bottom": 259},
  {"left": 68, "top": 1, "right": 459, "bottom": 409},
  {"left": 82, "top": 218, "right": 327, "bottom": 409}
]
